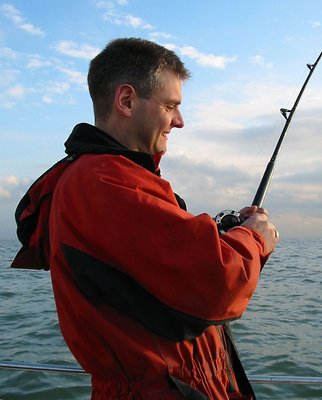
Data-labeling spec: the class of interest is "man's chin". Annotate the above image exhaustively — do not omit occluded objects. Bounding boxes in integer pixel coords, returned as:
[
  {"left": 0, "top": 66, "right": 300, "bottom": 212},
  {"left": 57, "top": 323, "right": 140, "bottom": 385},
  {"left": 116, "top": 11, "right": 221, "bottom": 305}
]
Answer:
[{"left": 152, "top": 146, "right": 167, "bottom": 156}]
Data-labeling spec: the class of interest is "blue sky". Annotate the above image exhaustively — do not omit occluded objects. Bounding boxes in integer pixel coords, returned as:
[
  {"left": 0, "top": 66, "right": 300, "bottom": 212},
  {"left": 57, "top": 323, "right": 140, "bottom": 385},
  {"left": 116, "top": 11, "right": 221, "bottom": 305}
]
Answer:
[{"left": 0, "top": 0, "right": 321, "bottom": 239}]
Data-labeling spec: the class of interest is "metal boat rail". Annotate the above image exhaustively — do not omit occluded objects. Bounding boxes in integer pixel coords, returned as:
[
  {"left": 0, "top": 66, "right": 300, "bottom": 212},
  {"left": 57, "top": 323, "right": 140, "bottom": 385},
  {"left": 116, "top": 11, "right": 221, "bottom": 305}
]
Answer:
[{"left": 0, "top": 361, "right": 322, "bottom": 385}]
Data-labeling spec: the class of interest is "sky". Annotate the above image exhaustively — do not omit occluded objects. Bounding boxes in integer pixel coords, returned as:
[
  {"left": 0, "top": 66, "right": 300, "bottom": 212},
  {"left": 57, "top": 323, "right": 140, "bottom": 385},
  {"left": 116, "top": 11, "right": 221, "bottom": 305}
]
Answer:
[{"left": 0, "top": 0, "right": 321, "bottom": 240}]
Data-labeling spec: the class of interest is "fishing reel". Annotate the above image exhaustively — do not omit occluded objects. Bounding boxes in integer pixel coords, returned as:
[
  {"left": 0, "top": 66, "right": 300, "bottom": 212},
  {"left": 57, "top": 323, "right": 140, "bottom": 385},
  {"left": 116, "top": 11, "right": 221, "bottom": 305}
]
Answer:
[{"left": 214, "top": 210, "right": 242, "bottom": 234}]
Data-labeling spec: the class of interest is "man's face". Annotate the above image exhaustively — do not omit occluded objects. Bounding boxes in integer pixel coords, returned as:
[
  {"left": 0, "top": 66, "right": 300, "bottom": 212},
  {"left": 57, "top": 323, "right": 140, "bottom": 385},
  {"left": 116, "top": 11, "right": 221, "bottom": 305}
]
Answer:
[{"left": 131, "top": 69, "right": 184, "bottom": 155}]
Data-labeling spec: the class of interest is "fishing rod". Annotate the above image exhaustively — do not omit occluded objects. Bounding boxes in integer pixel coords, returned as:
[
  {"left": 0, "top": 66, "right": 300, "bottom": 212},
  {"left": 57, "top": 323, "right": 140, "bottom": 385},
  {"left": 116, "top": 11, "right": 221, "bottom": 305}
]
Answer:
[{"left": 215, "top": 51, "right": 322, "bottom": 233}]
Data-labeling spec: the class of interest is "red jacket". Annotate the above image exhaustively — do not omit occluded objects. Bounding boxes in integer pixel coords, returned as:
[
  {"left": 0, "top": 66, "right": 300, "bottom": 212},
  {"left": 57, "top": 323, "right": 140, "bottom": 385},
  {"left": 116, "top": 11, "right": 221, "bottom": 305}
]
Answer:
[{"left": 12, "top": 123, "right": 269, "bottom": 399}]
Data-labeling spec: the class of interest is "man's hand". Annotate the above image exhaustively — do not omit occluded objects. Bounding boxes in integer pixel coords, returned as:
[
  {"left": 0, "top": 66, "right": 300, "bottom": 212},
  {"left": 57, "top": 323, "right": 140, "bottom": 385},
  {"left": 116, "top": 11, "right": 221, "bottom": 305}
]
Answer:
[{"left": 238, "top": 206, "right": 279, "bottom": 254}]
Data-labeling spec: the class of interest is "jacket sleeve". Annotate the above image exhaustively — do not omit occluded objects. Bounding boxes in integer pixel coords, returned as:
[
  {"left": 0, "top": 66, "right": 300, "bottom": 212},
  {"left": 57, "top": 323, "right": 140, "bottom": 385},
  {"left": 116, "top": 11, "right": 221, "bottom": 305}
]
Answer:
[{"left": 50, "top": 154, "right": 268, "bottom": 341}]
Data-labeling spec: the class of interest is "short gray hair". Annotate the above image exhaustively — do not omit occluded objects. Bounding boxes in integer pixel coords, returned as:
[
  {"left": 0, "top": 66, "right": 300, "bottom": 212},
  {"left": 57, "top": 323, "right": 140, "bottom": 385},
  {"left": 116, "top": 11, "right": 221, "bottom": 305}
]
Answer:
[{"left": 88, "top": 37, "right": 191, "bottom": 119}]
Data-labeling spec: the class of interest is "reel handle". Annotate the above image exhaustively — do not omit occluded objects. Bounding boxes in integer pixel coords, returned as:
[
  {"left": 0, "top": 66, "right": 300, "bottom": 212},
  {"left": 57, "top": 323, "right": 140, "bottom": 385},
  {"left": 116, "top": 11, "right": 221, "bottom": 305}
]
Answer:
[{"left": 214, "top": 210, "right": 242, "bottom": 234}]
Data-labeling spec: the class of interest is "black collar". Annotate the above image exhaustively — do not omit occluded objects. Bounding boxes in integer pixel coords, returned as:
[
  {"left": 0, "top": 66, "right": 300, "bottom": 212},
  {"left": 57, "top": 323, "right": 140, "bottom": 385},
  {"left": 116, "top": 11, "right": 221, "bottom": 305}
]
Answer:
[{"left": 65, "top": 123, "right": 159, "bottom": 174}]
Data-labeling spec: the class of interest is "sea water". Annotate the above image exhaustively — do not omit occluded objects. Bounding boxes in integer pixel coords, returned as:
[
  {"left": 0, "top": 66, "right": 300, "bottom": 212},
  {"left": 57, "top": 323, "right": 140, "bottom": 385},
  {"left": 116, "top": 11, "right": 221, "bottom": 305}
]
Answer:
[{"left": 1, "top": 238, "right": 321, "bottom": 399}]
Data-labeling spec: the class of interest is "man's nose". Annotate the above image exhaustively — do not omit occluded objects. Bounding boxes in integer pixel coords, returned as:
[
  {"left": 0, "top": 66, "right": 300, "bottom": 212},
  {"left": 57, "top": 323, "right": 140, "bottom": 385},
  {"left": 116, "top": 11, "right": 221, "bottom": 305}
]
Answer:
[{"left": 173, "top": 109, "right": 184, "bottom": 129}]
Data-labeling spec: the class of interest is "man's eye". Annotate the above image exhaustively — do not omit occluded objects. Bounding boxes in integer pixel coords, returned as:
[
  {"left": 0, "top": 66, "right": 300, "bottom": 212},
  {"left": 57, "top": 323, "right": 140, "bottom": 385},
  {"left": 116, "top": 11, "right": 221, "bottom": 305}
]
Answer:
[{"left": 165, "top": 104, "right": 175, "bottom": 111}]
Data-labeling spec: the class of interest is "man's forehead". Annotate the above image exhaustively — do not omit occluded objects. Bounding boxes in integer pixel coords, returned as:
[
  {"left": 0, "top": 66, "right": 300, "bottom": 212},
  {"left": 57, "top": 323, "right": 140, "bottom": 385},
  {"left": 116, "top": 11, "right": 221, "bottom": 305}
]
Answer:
[{"left": 155, "top": 70, "right": 182, "bottom": 96}]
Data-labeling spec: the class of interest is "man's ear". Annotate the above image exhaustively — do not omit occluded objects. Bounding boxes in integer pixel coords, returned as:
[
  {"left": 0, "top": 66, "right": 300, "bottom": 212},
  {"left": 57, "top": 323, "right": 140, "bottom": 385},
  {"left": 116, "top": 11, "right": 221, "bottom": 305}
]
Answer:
[{"left": 114, "top": 84, "right": 136, "bottom": 117}]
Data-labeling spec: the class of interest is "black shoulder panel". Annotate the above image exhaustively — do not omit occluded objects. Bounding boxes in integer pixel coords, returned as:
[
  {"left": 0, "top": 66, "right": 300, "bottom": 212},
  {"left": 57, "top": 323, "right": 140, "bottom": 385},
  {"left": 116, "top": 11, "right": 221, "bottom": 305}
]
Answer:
[
  {"left": 61, "top": 244, "right": 231, "bottom": 342},
  {"left": 11, "top": 156, "right": 76, "bottom": 270}
]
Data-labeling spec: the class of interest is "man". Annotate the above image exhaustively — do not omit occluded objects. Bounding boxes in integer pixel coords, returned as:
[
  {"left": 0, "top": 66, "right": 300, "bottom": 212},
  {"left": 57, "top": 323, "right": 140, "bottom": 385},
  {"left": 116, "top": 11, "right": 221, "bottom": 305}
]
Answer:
[{"left": 12, "top": 38, "right": 279, "bottom": 399}]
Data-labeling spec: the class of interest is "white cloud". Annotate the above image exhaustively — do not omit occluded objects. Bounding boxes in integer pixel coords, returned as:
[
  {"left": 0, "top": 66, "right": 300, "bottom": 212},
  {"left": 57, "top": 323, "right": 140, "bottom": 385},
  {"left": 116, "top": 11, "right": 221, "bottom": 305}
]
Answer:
[
  {"left": 0, "top": 68, "right": 20, "bottom": 87},
  {"left": 249, "top": 54, "right": 273, "bottom": 68},
  {"left": 43, "top": 81, "right": 70, "bottom": 94},
  {"left": 4, "top": 175, "right": 19, "bottom": 185},
  {"left": 6, "top": 84, "right": 26, "bottom": 98},
  {"left": 163, "top": 125, "right": 322, "bottom": 239},
  {"left": 56, "top": 66, "right": 87, "bottom": 87},
  {"left": 42, "top": 95, "right": 53, "bottom": 104},
  {"left": 167, "top": 79, "right": 322, "bottom": 190},
  {"left": 0, "top": 175, "right": 30, "bottom": 200},
  {"left": 54, "top": 40, "right": 100, "bottom": 60},
  {"left": 0, "top": 56, "right": 79, "bottom": 106},
  {"left": 169, "top": 78, "right": 322, "bottom": 238},
  {"left": 0, "top": 83, "right": 27, "bottom": 108},
  {"left": 311, "top": 21, "right": 321, "bottom": 28},
  {"left": 26, "top": 56, "right": 53, "bottom": 69},
  {"left": 164, "top": 44, "right": 236, "bottom": 69},
  {"left": 0, "top": 187, "right": 10, "bottom": 198},
  {"left": 124, "top": 14, "right": 153, "bottom": 29},
  {"left": 180, "top": 45, "right": 236, "bottom": 68},
  {"left": 0, "top": 3, "right": 45, "bottom": 37},
  {"left": 95, "top": 1, "right": 112, "bottom": 7},
  {"left": 163, "top": 43, "right": 177, "bottom": 51},
  {"left": 150, "top": 32, "right": 174, "bottom": 40},
  {"left": 0, "top": 99, "right": 15, "bottom": 109},
  {"left": 32, "top": 64, "right": 87, "bottom": 103},
  {"left": 0, "top": 46, "right": 17, "bottom": 59},
  {"left": 111, "top": 13, "right": 152, "bottom": 29},
  {"left": 96, "top": 1, "right": 153, "bottom": 29}
]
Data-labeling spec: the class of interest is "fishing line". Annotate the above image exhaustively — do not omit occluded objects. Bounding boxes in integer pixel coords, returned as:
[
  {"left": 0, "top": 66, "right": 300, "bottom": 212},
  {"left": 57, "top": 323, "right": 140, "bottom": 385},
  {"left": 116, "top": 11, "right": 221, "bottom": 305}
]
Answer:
[
  {"left": 241, "top": 57, "right": 313, "bottom": 182},
  {"left": 215, "top": 51, "right": 322, "bottom": 233}
]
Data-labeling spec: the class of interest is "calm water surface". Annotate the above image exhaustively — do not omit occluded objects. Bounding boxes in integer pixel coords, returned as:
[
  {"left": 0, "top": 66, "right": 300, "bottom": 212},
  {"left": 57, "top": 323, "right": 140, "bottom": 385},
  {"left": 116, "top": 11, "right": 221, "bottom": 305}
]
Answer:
[{"left": 1, "top": 238, "right": 321, "bottom": 399}]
